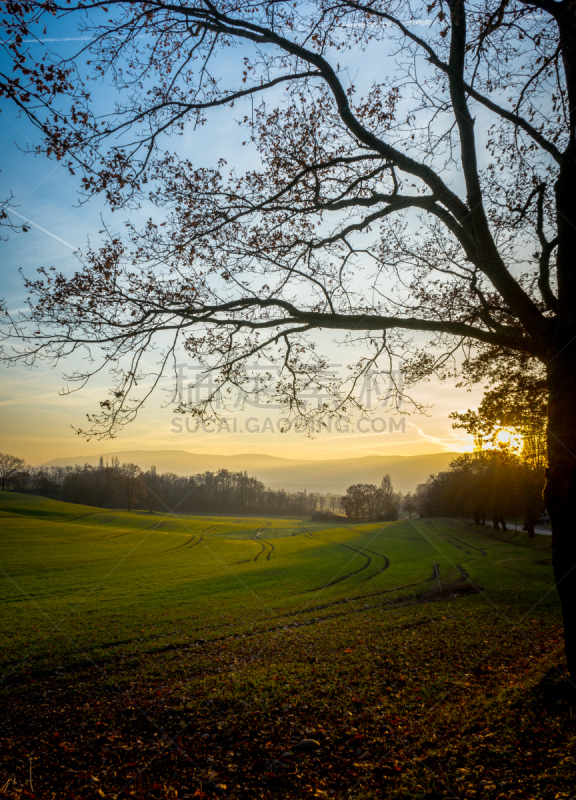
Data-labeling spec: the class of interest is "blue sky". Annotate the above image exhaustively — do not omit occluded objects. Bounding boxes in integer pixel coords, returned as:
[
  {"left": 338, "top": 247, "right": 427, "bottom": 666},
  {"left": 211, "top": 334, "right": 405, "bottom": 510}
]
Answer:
[{"left": 0, "top": 15, "right": 481, "bottom": 465}]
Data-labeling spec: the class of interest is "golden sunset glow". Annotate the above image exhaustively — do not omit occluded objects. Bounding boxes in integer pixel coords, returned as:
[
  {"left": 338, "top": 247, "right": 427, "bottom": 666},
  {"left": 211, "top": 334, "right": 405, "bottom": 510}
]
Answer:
[{"left": 495, "top": 428, "right": 512, "bottom": 444}]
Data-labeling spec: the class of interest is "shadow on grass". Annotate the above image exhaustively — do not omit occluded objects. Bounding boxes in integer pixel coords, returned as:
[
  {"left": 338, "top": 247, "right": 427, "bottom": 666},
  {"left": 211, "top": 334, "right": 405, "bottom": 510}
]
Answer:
[{"left": 532, "top": 665, "right": 576, "bottom": 708}]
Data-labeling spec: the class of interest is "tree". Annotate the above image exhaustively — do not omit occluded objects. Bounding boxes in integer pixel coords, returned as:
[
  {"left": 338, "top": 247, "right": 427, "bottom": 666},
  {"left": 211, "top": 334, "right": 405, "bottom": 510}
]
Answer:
[
  {"left": 60, "top": 462, "right": 120, "bottom": 507},
  {"left": 379, "top": 473, "right": 402, "bottom": 520},
  {"left": 31, "top": 466, "right": 69, "bottom": 499},
  {"left": 451, "top": 352, "right": 548, "bottom": 468},
  {"left": 403, "top": 493, "right": 417, "bottom": 520},
  {"left": 517, "top": 463, "right": 546, "bottom": 537},
  {"left": 119, "top": 463, "right": 145, "bottom": 511},
  {"left": 0, "top": 453, "right": 28, "bottom": 491},
  {"left": 341, "top": 475, "right": 400, "bottom": 520},
  {"left": 417, "top": 450, "right": 545, "bottom": 534},
  {"left": 142, "top": 465, "right": 160, "bottom": 513},
  {"left": 0, "top": 193, "right": 30, "bottom": 239},
  {"left": 341, "top": 484, "right": 374, "bottom": 521},
  {"left": 2, "top": 0, "right": 576, "bottom": 677}
]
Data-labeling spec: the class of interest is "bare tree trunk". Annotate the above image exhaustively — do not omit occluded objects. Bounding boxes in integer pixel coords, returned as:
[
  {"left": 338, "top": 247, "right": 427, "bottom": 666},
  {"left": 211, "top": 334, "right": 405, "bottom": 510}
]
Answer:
[
  {"left": 524, "top": 508, "right": 538, "bottom": 538},
  {"left": 545, "top": 351, "right": 576, "bottom": 681}
]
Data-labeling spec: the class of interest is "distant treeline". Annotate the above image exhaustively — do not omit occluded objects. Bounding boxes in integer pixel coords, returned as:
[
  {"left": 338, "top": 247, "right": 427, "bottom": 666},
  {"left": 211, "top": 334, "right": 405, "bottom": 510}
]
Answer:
[
  {"left": 5, "top": 457, "right": 344, "bottom": 516},
  {"left": 4, "top": 449, "right": 541, "bottom": 529},
  {"left": 414, "top": 451, "right": 545, "bottom": 535}
]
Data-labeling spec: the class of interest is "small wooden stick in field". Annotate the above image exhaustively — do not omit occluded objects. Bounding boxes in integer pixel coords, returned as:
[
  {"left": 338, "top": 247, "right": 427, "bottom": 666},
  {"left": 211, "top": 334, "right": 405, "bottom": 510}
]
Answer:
[{"left": 434, "top": 561, "right": 442, "bottom": 592}]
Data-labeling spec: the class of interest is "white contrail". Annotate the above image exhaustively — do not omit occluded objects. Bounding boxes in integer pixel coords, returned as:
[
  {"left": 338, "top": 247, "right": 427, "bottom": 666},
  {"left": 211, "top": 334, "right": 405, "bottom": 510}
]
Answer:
[
  {"left": 21, "top": 21, "right": 437, "bottom": 44},
  {"left": 22, "top": 35, "right": 151, "bottom": 43},
  {"left": 22, "top": 36, "right": 93, "bottom": 42},
  {"left": 9, "top": 210, "right": 76, "bottom": 250}
]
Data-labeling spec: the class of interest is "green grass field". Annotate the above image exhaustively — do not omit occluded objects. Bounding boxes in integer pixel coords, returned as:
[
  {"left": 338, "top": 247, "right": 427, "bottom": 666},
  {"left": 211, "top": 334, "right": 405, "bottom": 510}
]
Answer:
[{"left": 0, "top": 493, "right": 573, "bottom": 800}]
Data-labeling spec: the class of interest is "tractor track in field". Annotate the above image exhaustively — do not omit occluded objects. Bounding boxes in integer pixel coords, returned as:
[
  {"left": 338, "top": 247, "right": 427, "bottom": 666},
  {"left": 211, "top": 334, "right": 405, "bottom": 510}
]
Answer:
[
  {"left": 453, "top": 518, "right": 536, "bottom": 567},
  {"left": 11, "top": 548, "right": 483, "bottom": 678},
  {"left": 306, "top": 538, "right": 372, "bottom": 590},
  {"left": 146, "top": 520, "right": 175, "bottom": 531},
  {"left": 109, "top": 587, "right": 474, "bottom": 665},
  {"left": 15, "top": 582, "right": 483, "bottom": 678},
  {"left": 252, "top": 540, "right": 266, "bottom": 561},
  {"left": 347, "top": 526, "right": 393, "bottom": 580},
  {"left": 126, "top": 594, "right": 437, "bottom": 663},
  {"left": 94, "top": 517, "right": 179, "bottom": 541},
  {"left": 163, "top": 534, "right": 205, "bottom": 553},
  {"left": 363, "top": 553, "right": 391, "bottom": 580},
  {"left": 250, "top": 529, "right": 266, "bottom": 561},
  {"left": 165, "top": 535, "right": 197, "bottom": 552},
  {"left": 162, "top": 523, "right": 220, "bottom": 553},
  {"left": 494, "top": 559, "right": 550, "bottom": 582},
  {"left": 424, "top": 520, "right": 488, "bottom": 558},
  {"left": 298, "top": 523, "right": 391, "bottom": 588},
  {"left": 99, "top": 529, "right": 139, "bottom": 540},
  {"left": 344, "top": 538, "right": 390, "bottom": 581},
  {"left": 423, "top": 522, "right": 491, "bottom": 590},
  {"left": 101, "top": 519, "right": 177, "bottom": 539},
  {"left": 9, "top": 514, "right": 486, "bottom": 677},
  {"left": 281, "top": 578, "right": 427, "bottom": 616},
  {"left": 250, "top": 526, "right": 274, "bottom": 561},
  {"left": 433, "top": 519, "right": 488, "bottom": 556},
  {"left": 68, "top": 512, "right": 98, "bottom": 522},
  {"left": 77, "top": 514, "right": 166, "bottom": 541},
  {"left": 85, "top": 518, "right": 143, "bottom": 541},
  {"left": 18, "top": 601, "right": 440, "bottom": 677}
]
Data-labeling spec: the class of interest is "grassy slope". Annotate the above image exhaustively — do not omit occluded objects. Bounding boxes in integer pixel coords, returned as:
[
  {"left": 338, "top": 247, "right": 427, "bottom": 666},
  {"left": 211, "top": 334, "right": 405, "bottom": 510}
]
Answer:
[{"left": 0, "top": 493, "right": 573, "bottom": 800}]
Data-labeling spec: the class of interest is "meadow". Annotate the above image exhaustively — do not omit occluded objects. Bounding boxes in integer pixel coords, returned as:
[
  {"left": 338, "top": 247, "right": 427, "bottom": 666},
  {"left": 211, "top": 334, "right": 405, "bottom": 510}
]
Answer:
[{"left": 0, "top": 493, "right": 573, "bottom": 800}]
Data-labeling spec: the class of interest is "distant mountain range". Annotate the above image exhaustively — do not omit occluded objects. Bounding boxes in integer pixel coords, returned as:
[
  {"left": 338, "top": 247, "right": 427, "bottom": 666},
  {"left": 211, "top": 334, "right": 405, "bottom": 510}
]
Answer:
[{"left": 41, "top": 449, "right": 460, "bottom": 494}]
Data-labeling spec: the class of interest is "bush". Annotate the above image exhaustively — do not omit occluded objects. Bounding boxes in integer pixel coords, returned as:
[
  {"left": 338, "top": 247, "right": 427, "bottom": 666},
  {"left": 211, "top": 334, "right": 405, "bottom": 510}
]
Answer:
[{"left": 310, "top": 511, "right": 347, "bottom": 522}]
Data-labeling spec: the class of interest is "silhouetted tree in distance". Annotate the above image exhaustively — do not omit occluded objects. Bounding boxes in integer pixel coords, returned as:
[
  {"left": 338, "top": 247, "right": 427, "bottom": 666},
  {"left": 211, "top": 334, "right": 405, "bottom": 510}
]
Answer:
[
  {"left": 403, "top": 493, "right": 417, "bottom": 520},
  {"left": 416, "top": 452, "right": 545, "bottom": 536},
  {"left": 11, "top": 458, "right": 344, "bottom": 516},
  {"left": 0, "top": 453, "right": 28, "bottom": 492},
  {"left": 341, "top": 474, "right": 401, "bottom": 521}
]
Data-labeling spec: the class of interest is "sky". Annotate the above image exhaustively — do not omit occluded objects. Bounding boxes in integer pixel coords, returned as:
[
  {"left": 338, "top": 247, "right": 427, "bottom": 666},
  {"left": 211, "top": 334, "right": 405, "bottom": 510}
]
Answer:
[{"left": 0, "top": 14, "right": 484, "bottom": 467}]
